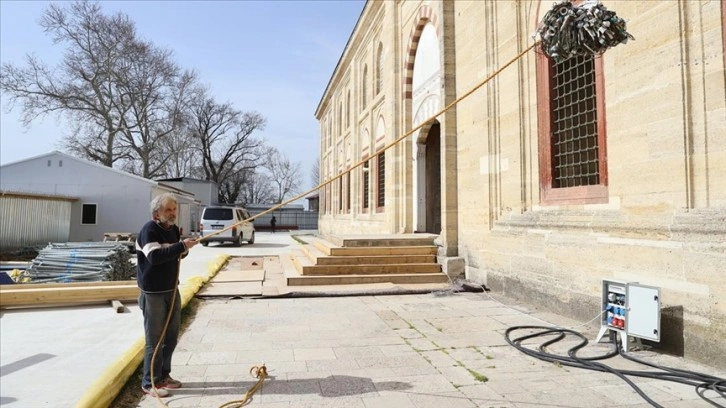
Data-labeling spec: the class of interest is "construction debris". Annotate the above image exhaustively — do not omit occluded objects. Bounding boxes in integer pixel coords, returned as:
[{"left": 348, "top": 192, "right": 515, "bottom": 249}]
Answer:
[
  {"left": 537, "top": 0, "right": 634, "bottom": 62},
  {"left": 110, "top": 299, "right": 127, "bottom": 313}
]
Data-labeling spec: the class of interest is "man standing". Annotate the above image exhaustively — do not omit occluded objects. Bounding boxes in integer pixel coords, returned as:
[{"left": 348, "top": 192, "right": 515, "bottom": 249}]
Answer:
[
  {"left": 136, "top": 193, "right": 198, "bottom": 397},
  {"left": 270, "top": 215, "right": 277, "bottom": 233}
]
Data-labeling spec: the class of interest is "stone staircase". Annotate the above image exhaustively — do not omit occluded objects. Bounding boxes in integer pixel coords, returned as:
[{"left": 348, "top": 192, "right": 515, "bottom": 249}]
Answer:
[{"left": 286, "top": 234, "right": 450, "bottom": 286}]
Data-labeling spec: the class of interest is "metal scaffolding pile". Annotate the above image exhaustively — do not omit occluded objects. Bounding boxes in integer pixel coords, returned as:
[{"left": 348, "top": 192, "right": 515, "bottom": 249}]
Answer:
[
  {"left": 537, "top": 0, "right": 634, "bottom": 62},
  {"left": 24, "top": 242, "right": 136, "bottom": 283}
]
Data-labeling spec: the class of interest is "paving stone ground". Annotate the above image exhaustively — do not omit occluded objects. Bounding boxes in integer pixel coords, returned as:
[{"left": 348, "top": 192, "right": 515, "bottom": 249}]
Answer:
[{"left": 135, "top": 290, "right": 726, "bottom": 408}]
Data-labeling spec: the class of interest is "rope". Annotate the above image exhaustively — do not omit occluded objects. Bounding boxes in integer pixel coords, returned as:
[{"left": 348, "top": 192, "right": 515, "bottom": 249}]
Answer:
[
  {"left": 149, "top": 261, "right": 269, "bottom": 408},
  {"left": 197, "top": 41, "right": 538, "bottom": 244},
  {"left": 149, "top": 258, "right": 181, "bottom": 408},
  {"left": 143, "top": 40, "right": 538, "bottom": 407},
  {"left": 141, "top": 1, "right": 637, "bottom": 402},
  {"left": 218, "top": 365, "right": 269, "bottom": 408}
]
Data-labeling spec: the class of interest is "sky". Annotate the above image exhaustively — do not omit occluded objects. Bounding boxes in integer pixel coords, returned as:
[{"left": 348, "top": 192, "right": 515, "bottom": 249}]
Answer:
[{"left": 0, "top": 0, "right": 365, "bottom": 191}]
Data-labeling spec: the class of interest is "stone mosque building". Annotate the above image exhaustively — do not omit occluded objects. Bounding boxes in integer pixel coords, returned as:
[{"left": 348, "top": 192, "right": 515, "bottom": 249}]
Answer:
[{"left": 314, "top": 1, "right": 726, "bottom": 367}]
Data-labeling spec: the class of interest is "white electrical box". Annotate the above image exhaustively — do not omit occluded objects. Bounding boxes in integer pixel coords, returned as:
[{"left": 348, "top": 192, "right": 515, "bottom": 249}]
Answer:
[{"left": 596, "top": 279, "right": 661, "bottom": 351}]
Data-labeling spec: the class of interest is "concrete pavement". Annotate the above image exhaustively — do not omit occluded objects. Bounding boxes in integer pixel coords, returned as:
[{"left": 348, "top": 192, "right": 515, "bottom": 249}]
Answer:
[{"left": 1, "top": 231, "right": 724, "bottom": 408}]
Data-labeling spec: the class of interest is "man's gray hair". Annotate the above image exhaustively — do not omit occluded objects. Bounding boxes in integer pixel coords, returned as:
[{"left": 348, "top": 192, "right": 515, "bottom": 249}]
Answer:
[{"left": 150, "top": 192, "right": 178, "bottom": 215}]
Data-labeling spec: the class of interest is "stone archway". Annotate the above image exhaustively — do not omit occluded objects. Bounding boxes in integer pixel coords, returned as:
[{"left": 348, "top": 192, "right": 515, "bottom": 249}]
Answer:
[
  {"left": 410, "top": 22, "right": 442, "bottom": 234},
  {"left": 414, "top": 121, "right": 441, "bottom": 233}
]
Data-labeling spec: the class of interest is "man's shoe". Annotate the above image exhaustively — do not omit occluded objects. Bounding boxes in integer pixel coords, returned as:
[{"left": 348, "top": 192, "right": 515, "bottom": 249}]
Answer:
[
  {"left": 160, "top": 376, "right": 182, "bottom": 389},
  {"left": 142, "top": 386, "right": 170, "bottom": 398}
]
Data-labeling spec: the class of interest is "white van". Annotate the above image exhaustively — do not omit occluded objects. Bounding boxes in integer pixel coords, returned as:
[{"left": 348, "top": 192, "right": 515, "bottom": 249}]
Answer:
[{"left": 199, "top": 206, "right": 255, "bottom": 246}]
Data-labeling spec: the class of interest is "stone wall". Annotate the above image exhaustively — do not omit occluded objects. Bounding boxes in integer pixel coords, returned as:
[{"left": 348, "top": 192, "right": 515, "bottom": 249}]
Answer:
[{"left": 317, "top": 0, "right": 726, "bottom": 368}]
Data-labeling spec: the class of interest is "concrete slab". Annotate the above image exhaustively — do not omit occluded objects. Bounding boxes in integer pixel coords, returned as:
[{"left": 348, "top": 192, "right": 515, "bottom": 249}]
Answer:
[
  {"left": 212, "top": 268, "right": 265, "bottom": 282},
  {"left": 196, "top": 281, "right": 263, "bottom": 296}
]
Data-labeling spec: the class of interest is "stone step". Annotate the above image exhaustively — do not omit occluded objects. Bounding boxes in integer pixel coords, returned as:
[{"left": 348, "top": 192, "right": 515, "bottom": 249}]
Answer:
[
  {"left": 329, "top": 246, "right": 438, "bottom": 256},
  {"left": 315, "top": 254, "right": 436, "bottom": 265},
  {"left": 299, "top": 243, "right": 327, "bottom": 264},
  {"left": 305, "top": 235, "right": 337, "bottom": 255},
  {"left": 289, "top": 248, "right": 313, "bottom": 275},
  {"left": 323, "top": 234, "right": 438, "bottom": 248},
  {"left": 300, "top": 263, "right": 441, "bottom": 276},
  {"left": 286, "top": 273, "right": 449, "bottom": 286}
]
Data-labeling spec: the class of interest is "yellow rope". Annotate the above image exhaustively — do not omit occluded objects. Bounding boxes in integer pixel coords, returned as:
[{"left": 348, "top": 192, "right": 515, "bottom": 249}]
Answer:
[
  {"left": 149, "top": 259, "right": 182, "bottom": 408},
  {"left": 218, "top": 365, "right": 269, "bottom": 408},
  {"left": 148, "top": 258, "right": 268, "bottom": 408}
]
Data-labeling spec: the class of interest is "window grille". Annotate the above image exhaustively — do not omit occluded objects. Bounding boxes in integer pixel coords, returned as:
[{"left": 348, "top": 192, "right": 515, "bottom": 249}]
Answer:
[
  {"left": 362, "top": 161, "right": 370, "bottom": 209},
  {"left": 377, "top": 152, "right": 385, "bottom": 208},
  {"left": 338, "top": 177, "right": 343, "bottom": 211},
  {"left": 551, "top": 55, "right": 599, "bottom": 188},
  {"left": 346, "top": 173, "right": 351, "bottom": 212}
]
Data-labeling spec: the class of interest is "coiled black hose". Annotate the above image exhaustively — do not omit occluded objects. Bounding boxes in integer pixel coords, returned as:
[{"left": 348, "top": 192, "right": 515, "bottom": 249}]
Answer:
[{"left": 505, "top": 325, "right": 726, "bottom": 407}]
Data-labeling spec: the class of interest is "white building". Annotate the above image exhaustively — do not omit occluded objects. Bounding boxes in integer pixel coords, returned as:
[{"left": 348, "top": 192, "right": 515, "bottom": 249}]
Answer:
[{"left": 0, "top": 151, "right": 200, "bottom": 243}]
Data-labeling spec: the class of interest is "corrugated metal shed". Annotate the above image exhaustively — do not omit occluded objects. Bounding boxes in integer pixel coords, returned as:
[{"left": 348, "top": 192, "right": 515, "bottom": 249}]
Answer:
[
  {"left": 0, "top": 191, "right": 78, "bottom": 251},
  {"left": 0, "top": 151, "right": 201, "bottom": 241}
]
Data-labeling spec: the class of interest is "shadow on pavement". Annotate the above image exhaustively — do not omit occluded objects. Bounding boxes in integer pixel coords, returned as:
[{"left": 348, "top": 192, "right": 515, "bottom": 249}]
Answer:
[
  {"left": 203, "top": 243, "right": 290, "bottom": 249},
  {"left": 168, "top": 375, "right": 411, "bottom": 397},
  {"left": 0, "top": 353, "right": 56, "bottom": 377}
]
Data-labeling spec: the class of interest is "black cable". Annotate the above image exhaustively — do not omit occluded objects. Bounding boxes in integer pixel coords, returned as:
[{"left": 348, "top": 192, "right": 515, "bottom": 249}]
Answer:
[{"left": 505, "top": 325, "right": 726, "bottom": 408}]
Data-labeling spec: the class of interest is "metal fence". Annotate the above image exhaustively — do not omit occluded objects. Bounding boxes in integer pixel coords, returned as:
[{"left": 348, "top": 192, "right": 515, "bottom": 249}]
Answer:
[{"left": 248, "top": 209, "right": 318, "bottom": 231}]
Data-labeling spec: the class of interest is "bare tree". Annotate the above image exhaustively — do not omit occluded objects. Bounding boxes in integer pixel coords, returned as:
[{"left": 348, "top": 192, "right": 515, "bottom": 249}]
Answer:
[
  {"left": 114, "top": 52, "right": 196, "bottom": 178},
  {"left": 1, "top": 2, "right": 137, "bottom": 167},
  {"left": 0, "top": 1, "right": 199, "bottom": 178},
  {"left": 238, "top": 170, "right": 275, "bottom": 205},
  {"left": 311, "top": 156, "right": 320, "bottom": 187},
  {"left": 266, "top": 148, "right": 303, "bottom": 204},
  {"left": 160, "top": 128, "right": 202, "bottom": 178},
  {"left": 160, "top": 73, "right": 203, "bottom": 178},
  {"left": 187, "top": 91, "right": 267, "bottom": 203}
]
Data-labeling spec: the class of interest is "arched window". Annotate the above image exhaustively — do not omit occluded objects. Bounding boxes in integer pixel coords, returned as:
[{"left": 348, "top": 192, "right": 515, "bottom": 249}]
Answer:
[
  {"left": 338, "top": 102, "right": 343, "bottom": 136},
  {"left": 346, "top": 90, "right": 351, "bottom": 128},
  {"left": 361, "top": 65, "right": 368, "bottom": 109},
  {"left": 376, "top": 43, "right": 383, "bottom": 95}
]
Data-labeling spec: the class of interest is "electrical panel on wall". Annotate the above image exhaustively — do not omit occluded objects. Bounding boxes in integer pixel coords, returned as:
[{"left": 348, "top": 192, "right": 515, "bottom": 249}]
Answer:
[{"left": 596, "top": 279, "right": 661, "bottom": 351}]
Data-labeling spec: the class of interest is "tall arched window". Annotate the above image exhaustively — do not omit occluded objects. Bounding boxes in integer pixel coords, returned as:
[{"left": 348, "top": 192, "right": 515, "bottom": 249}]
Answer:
[
  {"left": 346, "top": 90, "right": 351, "bottom": 128},
  {"left": 338, "top": 102, "right": 343, "bottom": 136},
  {"left": 361, "top": 65, "right": 368, "bottom": 109},
  {"left": 375, "top": 43, "right": 383, "bottom": 95}
]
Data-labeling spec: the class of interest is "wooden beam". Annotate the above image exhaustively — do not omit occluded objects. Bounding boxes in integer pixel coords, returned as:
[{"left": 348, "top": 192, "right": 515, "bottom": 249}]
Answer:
[
  {"left": 8, "top": 280, "right": 136, "bottom": 290},
  {"left": 0, "top": 283, "right": 139, "bottom": 308},
  {"left": 110, "top": 300, "right": 126, "bottom": 313}
]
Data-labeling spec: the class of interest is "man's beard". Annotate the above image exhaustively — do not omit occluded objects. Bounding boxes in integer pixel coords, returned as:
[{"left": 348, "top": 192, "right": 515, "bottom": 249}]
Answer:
[{"left": 158, "top": 216, "right": 177, "bottom": 227}]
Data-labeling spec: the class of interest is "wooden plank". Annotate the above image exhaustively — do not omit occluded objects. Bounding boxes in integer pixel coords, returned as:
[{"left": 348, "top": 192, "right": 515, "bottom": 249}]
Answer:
[
  {"left": 212, "top": 269, "right": 264, "bottom": 282},
  {"left": 0, "top": 285, "right": 139, "bottom": 308},
  {"left": 9, "top": 280, "right": 137, "bottom": 290},
  {"left": 110, "top": 300, "right": 126, "bottom": 313},
  {"left": 197, "top": 282, "right": 262, "bottom": 296}
]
